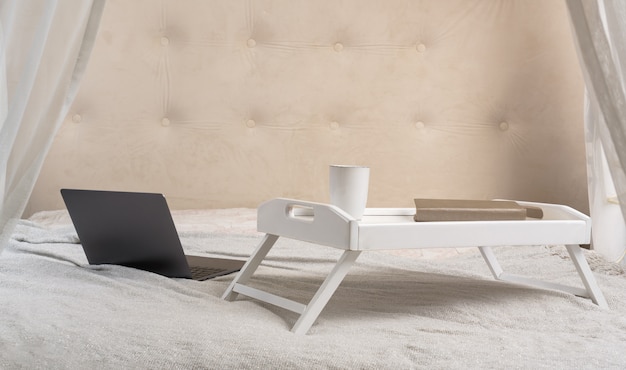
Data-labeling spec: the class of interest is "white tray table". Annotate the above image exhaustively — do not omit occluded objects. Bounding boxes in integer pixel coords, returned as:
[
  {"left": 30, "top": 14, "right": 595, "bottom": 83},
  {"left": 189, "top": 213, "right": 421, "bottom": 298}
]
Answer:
[{"left": 222, "top": 198, "right": 608, "bottom": 335}]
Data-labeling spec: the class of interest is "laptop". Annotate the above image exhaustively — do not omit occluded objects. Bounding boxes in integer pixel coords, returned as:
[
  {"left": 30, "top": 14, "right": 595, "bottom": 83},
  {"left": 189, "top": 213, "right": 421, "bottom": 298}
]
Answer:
[{"left": 60, "top": 189, "right": 245, "bottom": 280}]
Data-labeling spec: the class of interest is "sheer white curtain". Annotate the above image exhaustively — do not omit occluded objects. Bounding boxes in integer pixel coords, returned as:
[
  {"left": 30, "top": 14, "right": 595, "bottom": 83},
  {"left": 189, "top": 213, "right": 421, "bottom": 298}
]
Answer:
[
  {"left": 0, "top": 0, "right": 106, "bottom": 252},
  {"left": 567, "top": 0, "right": 626, "bottom": 264}
]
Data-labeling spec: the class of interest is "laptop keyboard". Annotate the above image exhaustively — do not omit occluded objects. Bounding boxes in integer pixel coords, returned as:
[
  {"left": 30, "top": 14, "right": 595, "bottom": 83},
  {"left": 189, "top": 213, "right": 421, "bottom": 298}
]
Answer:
[{"left": 189, "top": 266, "right": 229, "bottom": 280}]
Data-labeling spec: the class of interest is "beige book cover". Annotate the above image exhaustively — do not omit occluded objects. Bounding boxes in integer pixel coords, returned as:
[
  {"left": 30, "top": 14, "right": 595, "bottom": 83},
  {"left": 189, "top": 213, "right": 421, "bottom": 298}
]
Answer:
[{"left": 413, "top": 198, "right": 530, "bottom": 222}]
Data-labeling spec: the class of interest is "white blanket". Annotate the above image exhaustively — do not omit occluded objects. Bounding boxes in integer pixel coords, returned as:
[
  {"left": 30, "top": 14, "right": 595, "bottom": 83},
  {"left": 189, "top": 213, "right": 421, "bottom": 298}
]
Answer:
[{"left": 2, "top": 216, "right": 626, "bottom": 369}]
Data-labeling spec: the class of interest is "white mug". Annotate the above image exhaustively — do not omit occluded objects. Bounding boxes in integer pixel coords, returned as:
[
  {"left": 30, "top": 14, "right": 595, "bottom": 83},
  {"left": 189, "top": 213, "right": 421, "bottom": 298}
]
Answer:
[{"left": 329, "top": 165, "right": 370, "bottom": 220}]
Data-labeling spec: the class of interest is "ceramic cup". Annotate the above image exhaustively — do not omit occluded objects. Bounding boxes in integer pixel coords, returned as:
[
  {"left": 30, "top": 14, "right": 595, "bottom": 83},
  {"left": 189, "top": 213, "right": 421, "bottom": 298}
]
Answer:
[{"left": 329, "top": 165, "right": 370, "bottom": 220}]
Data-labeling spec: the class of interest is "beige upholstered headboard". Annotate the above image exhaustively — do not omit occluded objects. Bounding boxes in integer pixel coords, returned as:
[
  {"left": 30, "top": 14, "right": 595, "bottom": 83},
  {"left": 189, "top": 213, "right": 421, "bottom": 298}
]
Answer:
[{"left": 26, "top": 0, "right": 588, "bottom": 216}]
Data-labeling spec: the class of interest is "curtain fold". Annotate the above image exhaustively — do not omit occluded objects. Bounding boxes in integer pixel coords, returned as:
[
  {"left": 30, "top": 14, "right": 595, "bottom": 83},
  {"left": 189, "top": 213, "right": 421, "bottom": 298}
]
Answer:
[
  {"left": 567, "top": 0, "right": 626, "bottom": 264},
  {"left": 0, "top": 0, "right": 106, "bottom": 252}
]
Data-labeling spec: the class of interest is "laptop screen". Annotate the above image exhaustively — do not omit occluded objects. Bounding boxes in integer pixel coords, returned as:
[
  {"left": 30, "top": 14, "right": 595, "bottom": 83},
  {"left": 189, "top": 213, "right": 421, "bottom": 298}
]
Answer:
[{"left": 61, "top": 189, "right": 192, "bottom": 278}]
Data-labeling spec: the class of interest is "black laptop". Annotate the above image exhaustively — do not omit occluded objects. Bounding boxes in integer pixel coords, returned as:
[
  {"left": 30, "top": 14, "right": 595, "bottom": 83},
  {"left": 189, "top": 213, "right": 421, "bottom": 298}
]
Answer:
[{"left": 60, "top": 189, "right": 245, "bottom": 280}]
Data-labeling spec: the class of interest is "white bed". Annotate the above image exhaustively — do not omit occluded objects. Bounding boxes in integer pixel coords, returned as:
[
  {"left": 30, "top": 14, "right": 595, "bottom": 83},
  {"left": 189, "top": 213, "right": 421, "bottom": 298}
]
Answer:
[
  {"left": 5, "top": 0, "right": 626, "bottom": 368},
  {"left": 3, "top": 208, "right": 626, "bottom": 368}
]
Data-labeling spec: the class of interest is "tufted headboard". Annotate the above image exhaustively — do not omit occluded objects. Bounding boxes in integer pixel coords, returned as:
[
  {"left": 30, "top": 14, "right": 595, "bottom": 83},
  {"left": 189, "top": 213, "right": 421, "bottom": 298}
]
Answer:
[{"left": 26, "top": 0, "right": 588, "bottom": 216}]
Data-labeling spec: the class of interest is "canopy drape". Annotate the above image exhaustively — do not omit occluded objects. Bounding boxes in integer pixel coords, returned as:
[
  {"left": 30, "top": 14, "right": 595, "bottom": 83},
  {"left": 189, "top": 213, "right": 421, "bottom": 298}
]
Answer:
[
  {"left": 0, "top": 0, "right": 106, "bottom": 252},
  {"left": 567, "top": 0, "right": 626, "bottom": 264}
]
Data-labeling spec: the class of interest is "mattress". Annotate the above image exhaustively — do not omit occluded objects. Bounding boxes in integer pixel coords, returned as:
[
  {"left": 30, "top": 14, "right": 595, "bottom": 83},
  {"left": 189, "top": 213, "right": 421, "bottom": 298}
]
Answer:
[{"left": 1, "top": 208, "right": 625, "bottom": 368}]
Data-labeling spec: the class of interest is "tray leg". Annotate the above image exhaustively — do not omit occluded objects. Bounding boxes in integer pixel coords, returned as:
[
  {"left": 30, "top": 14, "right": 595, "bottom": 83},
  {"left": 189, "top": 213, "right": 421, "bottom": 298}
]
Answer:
[
  {"left": 478, "top": 245, "right": 608, "bottom": 308},
  {"left": 222, "top": 233, "right": 279, "bottom": 301},
  {"left": 478, "top": 246, "right": 504, "bottom": 277},
  {"left": 291, "top": 250, "right": 361, "bottom": 335},
  {"left": 565, "top": 244, "right": 608, "bottom": 308}
]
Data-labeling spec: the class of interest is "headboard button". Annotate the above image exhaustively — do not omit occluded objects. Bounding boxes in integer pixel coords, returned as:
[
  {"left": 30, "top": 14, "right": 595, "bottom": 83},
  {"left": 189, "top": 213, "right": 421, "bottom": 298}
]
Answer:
[
  {"left": 329, "top": 121, "right": 339, "bottom": 130},
  {"left": 415, "top": 121, "right": 425, "bottom": 129},
  {"left": 499, "top": 121, "right": 509, "bottom": 131},
  {"left": 71, "top": 114, "right": 82, "bottom": 123},
  {"left": 416, "top": 43, "right": 426, "bottom": 52},
  {"left": 333, "top": 42, "right": 344, "bottom": 52},
  {"left": 160, "top": 37, "right": 169, "bottom": 46},
  {"left": 246, "top": 119, "right": 256, "bottom": 128},
  {"left": 247, "top": 39, "right": 257, "bottom": 48},
  {"left": 161, "top": 118, "right": 171, "bottom": 127}
]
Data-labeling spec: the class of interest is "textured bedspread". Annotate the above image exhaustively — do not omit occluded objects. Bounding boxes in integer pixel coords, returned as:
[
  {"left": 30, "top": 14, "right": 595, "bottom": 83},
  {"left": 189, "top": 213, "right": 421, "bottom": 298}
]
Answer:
[{"left": 2, "top": 212, "right": 626, "bottom": 369}]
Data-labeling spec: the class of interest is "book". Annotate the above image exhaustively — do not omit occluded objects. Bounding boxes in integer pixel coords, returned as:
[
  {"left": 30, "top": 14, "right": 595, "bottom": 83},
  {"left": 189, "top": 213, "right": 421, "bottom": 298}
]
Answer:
[
  {"left": 523, "top": 205, "right": 544, "bottom": 219},
  {"left": 413, "top": 198, "right": 538, "bottom": 222}
]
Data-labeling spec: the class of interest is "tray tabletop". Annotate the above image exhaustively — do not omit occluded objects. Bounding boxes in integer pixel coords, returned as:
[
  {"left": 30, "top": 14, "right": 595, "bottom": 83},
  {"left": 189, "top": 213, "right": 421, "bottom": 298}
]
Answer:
[{"left": 257, "top": 198, "right": 591, "bottom": 251}]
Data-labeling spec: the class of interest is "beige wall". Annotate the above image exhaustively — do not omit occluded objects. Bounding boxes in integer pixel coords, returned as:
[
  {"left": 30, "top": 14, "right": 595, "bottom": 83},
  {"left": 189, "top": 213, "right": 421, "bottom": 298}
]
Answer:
[{"left": 26, "top": 0, "right": 587, "bottom": 216}]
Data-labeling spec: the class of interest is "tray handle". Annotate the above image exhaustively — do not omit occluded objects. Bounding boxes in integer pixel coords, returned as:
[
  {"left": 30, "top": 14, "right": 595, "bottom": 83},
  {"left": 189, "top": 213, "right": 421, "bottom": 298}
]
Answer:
[{"left": 257, "top": 198, "right": 354, "bottom": 249}]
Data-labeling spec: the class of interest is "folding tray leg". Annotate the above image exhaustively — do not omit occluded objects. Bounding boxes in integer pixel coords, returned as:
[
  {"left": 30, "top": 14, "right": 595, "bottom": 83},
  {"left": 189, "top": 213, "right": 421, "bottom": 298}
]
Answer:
[
  {"left": 291, "top": 250, "right": 361, "bottom": 335},
  {"left": 223, "top": 237, "right": 360, "bottom": 335},
  {"left": 565, "top": 244, "right": 608, "bottom": 308},
  {"left": 478, "top": 245, "right": 608, "bottom": 308},
  {"left": 478, "top": 246, "right": 504, "bottom": 278},
  {"left": 222, "top": 233, "right": 279, "bottom": 301}
]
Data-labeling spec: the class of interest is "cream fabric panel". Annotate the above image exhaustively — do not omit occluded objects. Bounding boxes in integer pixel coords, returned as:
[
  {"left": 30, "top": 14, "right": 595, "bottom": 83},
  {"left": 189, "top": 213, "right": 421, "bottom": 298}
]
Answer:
[{"left": 27, "top": 0, "right": 587, "bottom": 215}]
